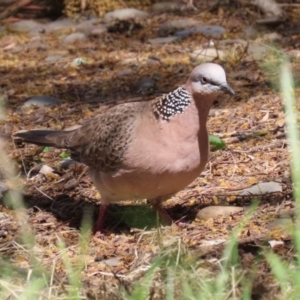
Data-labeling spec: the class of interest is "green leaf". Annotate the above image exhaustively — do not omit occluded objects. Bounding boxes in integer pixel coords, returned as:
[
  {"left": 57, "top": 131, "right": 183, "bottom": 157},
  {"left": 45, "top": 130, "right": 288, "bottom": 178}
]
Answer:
[
  {"left": 59, "top": 152, "right": 70, "bottom": 159},
  {"left": 209, "top": 134, "right": 226, "bottom": 150},
  {"left": 43, "top": 146, "right": 50, "bottom": 153}
]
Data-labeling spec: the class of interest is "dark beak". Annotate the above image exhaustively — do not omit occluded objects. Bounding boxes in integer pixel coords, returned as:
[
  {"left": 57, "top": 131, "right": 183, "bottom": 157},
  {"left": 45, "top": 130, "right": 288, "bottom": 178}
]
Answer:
[{"left": 220, "top": 83, "right": 235, "bottom": 96}]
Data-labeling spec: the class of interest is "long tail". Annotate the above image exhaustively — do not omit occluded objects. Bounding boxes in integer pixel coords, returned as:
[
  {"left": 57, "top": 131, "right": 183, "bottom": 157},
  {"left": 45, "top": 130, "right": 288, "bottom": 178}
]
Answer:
[{"left": 13, "top": 130, "right": 69, "bottom": 148}]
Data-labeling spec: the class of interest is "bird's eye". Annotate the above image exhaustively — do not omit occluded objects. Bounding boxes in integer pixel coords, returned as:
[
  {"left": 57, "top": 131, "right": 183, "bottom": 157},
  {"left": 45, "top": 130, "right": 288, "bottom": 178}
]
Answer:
[{"left": 200, "top": 77, "right": 208, "bottom": 84}]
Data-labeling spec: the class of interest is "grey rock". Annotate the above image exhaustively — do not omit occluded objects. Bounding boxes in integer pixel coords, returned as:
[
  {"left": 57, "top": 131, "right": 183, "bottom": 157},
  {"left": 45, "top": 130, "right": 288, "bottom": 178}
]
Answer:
[
  {"left": 72, "top": 57, "right": 88, "bottom": 66},
  {"left": 75, "top": 18, "right": 104, "bottom": 35},
  {"left": 117, "top": 69, "right": 133, "bottom": 77},
  {"left": 239, "top": 182, "right": 282, "bottom": 196},
  {"left": 45, "top": 19, "right": 75, "bottom": 32},
  {"left": 26, "top": 38, "right": 49, "bottom": 50},
  {"left": 63, "top": 32, "right": 88, "bottom": 44},
  {"left": 158, "top": 19, "right": 201, "bottom": 36},
  {"left": 151, "top": 2, "right": 181, "bottom": 13},
  {"left": 90, "top": 25, "right": 107, "bottom": 36},
  {"left": 148, "top": 36, "right": 178, "bottom": 44},
  {"left": 60, "top": 158, "right": 76, "bottom": 170},
  {"left": 44, "top": 53, "right": 68, "bottom": 64},
  {"left": 196, "top": 206, "right": 244, "bottom": 221},
  {"left": 44, "top": 55, "right": 62, "bottom": 64},
  {"left": 64, "top": 178, "right": 78, "bottom": 189},
  {"left": 175, "top": 25, "right": 226, "bottom": 38},
  {"left": 104, "top": 8, "right": 149, "bottom": 23},
  {"left": 7, "top": 20, "right": 45, "bottom": 33},
  {"left": 190, "top": 48, "right": 224, "bottom": 61},
  {"left": 22, "top": 96, "right": 59, "bottom": 108},
  {"left": 257, "top": 32, "right": 282, "bottom": 43},
  {"left": 103, "top": 257, "right": 120, "bottom": 266}
]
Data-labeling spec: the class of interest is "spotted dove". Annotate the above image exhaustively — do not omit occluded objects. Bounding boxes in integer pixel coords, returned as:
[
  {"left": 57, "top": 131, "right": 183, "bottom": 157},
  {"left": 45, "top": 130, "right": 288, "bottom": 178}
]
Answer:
[{"left": 14, "top": 63, "right": 234, "bottom": 232}]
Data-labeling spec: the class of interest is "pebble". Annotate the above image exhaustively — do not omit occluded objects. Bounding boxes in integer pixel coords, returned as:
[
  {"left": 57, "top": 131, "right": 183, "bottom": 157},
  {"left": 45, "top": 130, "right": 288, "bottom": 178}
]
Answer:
[
  {"left": 117, "top": 69, "right": 133, "bottom": 77},
  {"left": 175, "top": 25, "right": 226, "bottom": 38},
  {"left": 90, "top": 26, "right": 107, "bottom": 37},
  {"left": 64, "top": 178, "right": 78, "bottom": 189},
  {"left": 44, "top": 54, "right": 67, "bottom": 64},
  {"left": 158, "top": 19, "right": 201, "bottom": 36},
  {"left": 26, "top": 37, "right": 49, "bottom": 50},
  {"left": 60, "top": 158, "right": 76, "bottom": 170},
  {"left": 196, "top": 206, "right": 244, "bottom": 221},
  {"left": 75, "top": 18, "right": 103, "bottom": 35},
  {"left": 22, "top": 96, "right": 59, "bottom": 108},
  {"left": 7, "top": 20, "right": 44, "bottom": 33},
  {"left": 45, "top": 18, "right": 75, "bottom": 33},
  {"left": 148, "top": 37, "right": 178, "bottom": 44},
  {"left": 190, "top": 48, "right": 224, "bottom": 61},
  {"left": 104, "top": 8, "right": 149, "bottom": 23},
  {"left": 239, "top": 181, "right": 282, "bottom": 196},
  {"left": 63, "top": 32, "right": 88, "bottom": 44},
  {"left": 39, "top": 165, "right": 55, "bottom": 176},
  {"left": 151, "top": 2, "right": 181, "bottom": 13},
  {"left": 103, "top": 257, "right": 120, "bottom": 266}
]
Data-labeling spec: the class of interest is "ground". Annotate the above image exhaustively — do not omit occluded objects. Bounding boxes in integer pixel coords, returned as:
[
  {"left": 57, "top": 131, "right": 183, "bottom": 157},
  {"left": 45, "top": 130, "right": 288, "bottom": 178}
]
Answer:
[{"left": 0, "top": 1, "right": 299, "bottom": 299}]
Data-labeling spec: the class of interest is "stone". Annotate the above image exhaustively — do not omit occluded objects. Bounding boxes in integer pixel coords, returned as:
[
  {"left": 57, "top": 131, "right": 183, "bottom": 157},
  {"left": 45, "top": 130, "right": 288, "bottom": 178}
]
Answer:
[
  {"left": 7, "top": 20, "right": 44, "bottom": 33},
  {"left": 39, "top": 165, "right": 55, "bottom": 176},
  {"left": 63, "top": 32, "right": 88, "bottom": 44},
  {"left": 158, "top": 19, "right": 201, "bottom": 36},
  {"left": 44, "top": 54, "right": 67, "bottom": 64},
  {"left": 104, "top": 8, "right": 149, "bottom": 23},
  {"left": 175, "top": 25, "right": 226, "bottom": 38},
  {"left": 103, "top": 257, "right": 120, "bottom": 266},
  {"left": 196, "top": 206, "right": 244, "bottom": 221},
  {"left": 60, "top": 158, "right": 76, "bottom": 170},
  {"left": 64, "top": 178, "right": 78, "bottom": 189},
  {"left": 117, "top": 69, "right": 133, "bottom": 77},
  {"left": 75, "top": 19, "right": 100, "bottom": 34},
  {"left": 148, "top": 37, "right": 178, "bottom": 44},
  {"left": 22, "top": 96, "right": 59, "bottom": 108},
  {"left": 26, "top": 37, "right": 49, "bottom": 50},
  {"left": 45, "top": 19, "right": 75, "bottom": 33},
  {"left": 151, "top": 2, "right": 181, "bottom": 13},
  {"left": 90, "top": 26, "right": 107, "bottom": 36},
  {"left": 190, "top": 48, "right": 225, "bottom": 61},
  {"left": 239, "top": 182, "right": 282, "bottom": 196}
]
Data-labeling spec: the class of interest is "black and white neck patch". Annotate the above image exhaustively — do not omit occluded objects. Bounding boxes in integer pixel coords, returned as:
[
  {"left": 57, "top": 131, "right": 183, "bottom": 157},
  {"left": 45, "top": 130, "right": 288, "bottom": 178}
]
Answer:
[{"left": 152, "top": 87, "right": 191, "bottom": 121}]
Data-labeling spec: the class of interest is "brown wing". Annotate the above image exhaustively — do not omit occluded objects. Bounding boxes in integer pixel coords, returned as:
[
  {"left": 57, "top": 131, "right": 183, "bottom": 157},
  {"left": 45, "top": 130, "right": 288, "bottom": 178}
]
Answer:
[{"left": 48, "top": 102, "right": 143, "bottom": 172}]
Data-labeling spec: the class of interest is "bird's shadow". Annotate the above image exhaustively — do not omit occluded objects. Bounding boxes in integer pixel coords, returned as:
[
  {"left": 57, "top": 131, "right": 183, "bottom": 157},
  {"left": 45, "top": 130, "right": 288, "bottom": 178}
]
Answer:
[{"left": 18, "top": 194, "right": 199, "bottom": 233}]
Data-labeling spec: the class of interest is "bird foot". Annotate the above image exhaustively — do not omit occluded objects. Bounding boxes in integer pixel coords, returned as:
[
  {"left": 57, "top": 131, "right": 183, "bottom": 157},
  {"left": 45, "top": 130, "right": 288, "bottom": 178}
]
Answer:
[
  {"left": 151, "top": 201, "right": 173, "bottom": 225},
  {"left": 93, "top": 204, "right": 108, "bottom": 234}
]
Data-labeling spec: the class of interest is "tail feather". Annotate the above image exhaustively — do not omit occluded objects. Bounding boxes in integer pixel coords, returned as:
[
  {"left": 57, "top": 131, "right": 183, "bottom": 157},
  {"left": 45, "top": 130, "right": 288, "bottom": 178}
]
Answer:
[{"left": 13, "top": 130, "right": 68, "bottom": 148}]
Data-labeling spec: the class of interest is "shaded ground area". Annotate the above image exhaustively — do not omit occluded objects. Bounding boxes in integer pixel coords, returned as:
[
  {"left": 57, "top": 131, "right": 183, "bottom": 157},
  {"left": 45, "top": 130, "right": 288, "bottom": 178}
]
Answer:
[{"left": 0, "top": 1, "right": 300, "bottom": 299}]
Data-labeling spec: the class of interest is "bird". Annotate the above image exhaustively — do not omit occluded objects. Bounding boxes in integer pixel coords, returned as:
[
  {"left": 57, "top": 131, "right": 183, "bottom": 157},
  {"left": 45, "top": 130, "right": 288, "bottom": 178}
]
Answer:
[{"left": 14, "top": 63, "right": 234, "bottom": 233}]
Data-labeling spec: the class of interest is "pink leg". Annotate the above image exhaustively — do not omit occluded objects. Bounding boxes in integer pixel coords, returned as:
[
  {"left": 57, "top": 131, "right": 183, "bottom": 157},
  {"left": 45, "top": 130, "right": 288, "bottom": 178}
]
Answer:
[
  {"left": 93, "top": 204, "right": 108, "bottom": 234},
  {"left": 151, "top": 202, "right": 173, "bottom": 225}
]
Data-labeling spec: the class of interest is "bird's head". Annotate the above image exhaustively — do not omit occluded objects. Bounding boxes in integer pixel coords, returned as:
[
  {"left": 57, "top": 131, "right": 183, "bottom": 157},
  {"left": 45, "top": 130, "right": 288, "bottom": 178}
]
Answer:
[{"left": 184, "top": 63, "right": 234, "bottom": 99}]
